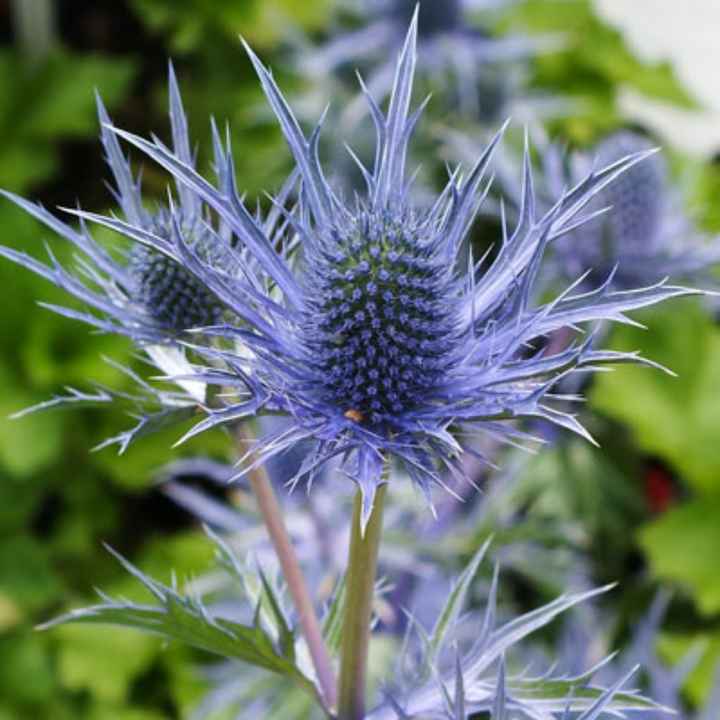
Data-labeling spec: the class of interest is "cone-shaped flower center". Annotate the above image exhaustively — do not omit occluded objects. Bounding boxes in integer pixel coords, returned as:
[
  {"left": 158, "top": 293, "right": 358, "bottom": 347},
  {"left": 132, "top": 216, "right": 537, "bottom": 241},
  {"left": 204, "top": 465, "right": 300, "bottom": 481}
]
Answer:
[
  {"left": 306, "top": 211, "right": 457, "bottom": 429},
  {"left": 595, "top": 132, "right": 666, "bottom": 257},
  {"left": 128, "top": 217, "right": 223, "bottom": 332}
]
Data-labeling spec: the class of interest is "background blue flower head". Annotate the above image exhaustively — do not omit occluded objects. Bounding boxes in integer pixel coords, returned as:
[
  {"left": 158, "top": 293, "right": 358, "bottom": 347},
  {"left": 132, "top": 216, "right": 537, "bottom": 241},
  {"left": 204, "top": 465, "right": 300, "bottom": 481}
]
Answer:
[
  {"left": 79, "top": 13, "right": 699, "bottom": 528},
  {"left": 547, "top": 131, "right": 720, "bottom": 291},
  {"left": 303, "top": 0, "right": 548, "bottom": 126},
  {"left": 0, "top": 64, "right": 235, "bottom": 345}
]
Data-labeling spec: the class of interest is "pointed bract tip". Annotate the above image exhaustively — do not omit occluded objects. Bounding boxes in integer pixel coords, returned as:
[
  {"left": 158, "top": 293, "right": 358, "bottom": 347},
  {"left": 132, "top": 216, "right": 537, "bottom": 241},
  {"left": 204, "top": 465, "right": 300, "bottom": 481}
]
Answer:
[
  {"left": 400, "top": 4, "right": 419, "bottom": 59},
  {"left": 239, "top": 35, "right": 262, "bottom": 69}
]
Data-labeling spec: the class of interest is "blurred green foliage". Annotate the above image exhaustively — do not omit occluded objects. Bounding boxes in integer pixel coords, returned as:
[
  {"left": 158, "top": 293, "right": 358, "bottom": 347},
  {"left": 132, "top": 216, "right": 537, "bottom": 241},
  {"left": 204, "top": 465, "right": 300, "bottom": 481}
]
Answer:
[
  {"left": 499, "top": 0, "right": 696, "bottom": 144},
  {"left": 592, "top": 300, "right": 720, "bottom": 495},
  {"left": 590, "top": 301, "right": 720, "bottom": 695},
  {"left": 0, "top": 50, "right": 135, "bottom": 191},
  {"left": 132, "top": 0, "right": 332, "bottom": 51}
]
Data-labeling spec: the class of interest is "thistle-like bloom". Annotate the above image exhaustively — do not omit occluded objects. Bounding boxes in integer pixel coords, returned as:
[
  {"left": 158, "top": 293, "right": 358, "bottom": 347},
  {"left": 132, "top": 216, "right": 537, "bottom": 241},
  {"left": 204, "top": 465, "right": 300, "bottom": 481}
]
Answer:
[
  {"left": 0, "top": 65, "right": 233, "bottom": 349},
  {"left": 0, "top": 65, "right": 299, "bottom": 443},
  {"left": 68, "top": 16, "right": 699, "bottom": 523},
  {"left": 548, "top": 131, "right": 720, "bottom": 290},
  {"left": 303, "top": 0, "right": 548, "bottom": 124}
]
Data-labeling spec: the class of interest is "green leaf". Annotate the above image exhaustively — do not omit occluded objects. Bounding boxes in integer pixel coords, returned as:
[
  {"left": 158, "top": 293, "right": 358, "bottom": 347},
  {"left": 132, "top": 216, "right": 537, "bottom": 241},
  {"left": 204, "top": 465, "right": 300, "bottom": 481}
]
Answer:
[
  {"left": 590, "top": 299, "right": 720, "bottom": 495},
  {"left": 500, "top": 0, "right": 695, "bottom": 143},
  {"left": 209, "top": 527, "right": 295, "bottom": 655},
  {"left": 504, "top": 0, "right": 695, "bottom": 104},
  {"left": 0, "top": 534, "right": 63, "bottom": 613},
  {"left": 0, "top": 49, "right": 135, "bottom": 191},
  {"left": 40, "top": 545, "right": 316, "bottom": 694},
  {"left": 56, "top": 625, "right": 157, "bottom": 704},
  {"left": 0, "top": 633, "right": 56, "bottom": 706},
  {"left": 321, "top": 575, "right": 347, "bottom": 655},
  {"left": 0, "top": 388, "right": 64, "bottom": 478},
  {"left": 640, "top": 497, "right": 720, "bottom": 615},
  {"left": 506, "top": 669, "right": 664, "bottom": 714},
  {"left": 657, "top": 630, "right": 720, "bottom": 707},
  {"left": 131, "top": 0, "right": 333, "bottom": 52},
  {"left": 86, "top": 708, "right": 168, "bottom": 720},
  {"left": 257, "top": 565, "right": 295, "bottom": 663}
]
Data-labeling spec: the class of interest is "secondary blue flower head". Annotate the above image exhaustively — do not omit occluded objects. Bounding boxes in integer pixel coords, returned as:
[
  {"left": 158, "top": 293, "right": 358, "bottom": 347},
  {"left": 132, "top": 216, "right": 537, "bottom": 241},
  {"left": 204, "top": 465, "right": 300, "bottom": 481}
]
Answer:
[
  {"left": 0, "top": 64, "right": 229, "bottom": 343},
  {"left": 29, "top": 18, "right": 696, "bottom": 523},
  {"left": 548, "top": 131, "right": 720, "bottom": 290},
  {"left": 0, "top": 65, "right": 299, "bottom": 447}
]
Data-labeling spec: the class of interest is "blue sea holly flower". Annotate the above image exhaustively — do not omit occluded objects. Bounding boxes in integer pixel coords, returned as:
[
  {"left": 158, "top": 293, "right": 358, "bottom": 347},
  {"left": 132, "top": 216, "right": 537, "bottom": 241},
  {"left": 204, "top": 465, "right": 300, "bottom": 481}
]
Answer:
[
  {"left": 0, "top": 64, "right": 299, "bottom": 446},
  {"left": 0, "top": 64, "right": 234, "bottom": 348},
  {"left": 78, "top": 17, "right": 696, "bottom": 525},
  {"left": 548, "top": 131, "right": 720, "bottom": 290},
  {"left": 0, "top": 63, "right": 301, "bottom": 424}
]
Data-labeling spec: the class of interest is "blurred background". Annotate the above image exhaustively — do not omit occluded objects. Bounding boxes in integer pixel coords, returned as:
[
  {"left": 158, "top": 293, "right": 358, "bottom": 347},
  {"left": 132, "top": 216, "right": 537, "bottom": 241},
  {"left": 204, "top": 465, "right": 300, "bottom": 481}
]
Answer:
[{"left": 0, "top": 1, "right": 719, "bottom": 718}]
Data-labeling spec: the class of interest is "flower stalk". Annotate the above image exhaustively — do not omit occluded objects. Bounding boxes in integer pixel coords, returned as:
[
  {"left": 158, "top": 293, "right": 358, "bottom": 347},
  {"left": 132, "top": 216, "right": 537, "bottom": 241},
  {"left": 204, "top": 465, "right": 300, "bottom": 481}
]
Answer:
[
  {"left": 237, "top": 428, "right": 337, "bottom": 710},
  {"left": 338, "top": 483, "right": 388, "bottom": 719}
]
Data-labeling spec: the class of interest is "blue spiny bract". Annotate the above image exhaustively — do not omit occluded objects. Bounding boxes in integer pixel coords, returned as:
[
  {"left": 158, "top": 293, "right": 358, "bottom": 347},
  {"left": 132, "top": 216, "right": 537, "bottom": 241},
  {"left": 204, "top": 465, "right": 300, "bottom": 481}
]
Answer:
[{"left": 305, "top": 208, "right": 459, "bottom": 428}]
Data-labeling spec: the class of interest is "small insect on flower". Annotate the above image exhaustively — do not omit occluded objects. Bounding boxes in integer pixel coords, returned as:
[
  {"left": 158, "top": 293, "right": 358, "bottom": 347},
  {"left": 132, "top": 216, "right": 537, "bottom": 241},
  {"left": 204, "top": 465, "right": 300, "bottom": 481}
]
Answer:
[
  {"left": 5, "top": 14, "right": 698, "bottom": 525},
  {"left": 344, "top": 409, "right": 366, "bottom": 423}
]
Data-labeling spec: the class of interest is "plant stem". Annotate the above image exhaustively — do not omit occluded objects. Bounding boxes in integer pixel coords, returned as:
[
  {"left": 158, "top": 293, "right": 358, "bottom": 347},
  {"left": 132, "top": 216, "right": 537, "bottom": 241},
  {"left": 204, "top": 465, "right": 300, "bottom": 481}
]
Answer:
[
  {"left": 237, "top": 428, "right": 337, "bottom": 710},
  {"left": 11, "top": 0, "right": 55, "bottom": 61},
  {"left": 338, "top": 484, "right": 388, "bottom": 720}
]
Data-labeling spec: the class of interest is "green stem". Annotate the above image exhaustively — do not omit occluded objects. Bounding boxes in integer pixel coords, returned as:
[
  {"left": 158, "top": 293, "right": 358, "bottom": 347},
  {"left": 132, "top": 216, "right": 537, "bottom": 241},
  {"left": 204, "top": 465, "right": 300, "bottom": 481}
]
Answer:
[
  {"left": 11, "top": 0, "right": 55, "bottom": 61},
  {"left": 338, "top": 483, "right": 388, "bottom": 720}
]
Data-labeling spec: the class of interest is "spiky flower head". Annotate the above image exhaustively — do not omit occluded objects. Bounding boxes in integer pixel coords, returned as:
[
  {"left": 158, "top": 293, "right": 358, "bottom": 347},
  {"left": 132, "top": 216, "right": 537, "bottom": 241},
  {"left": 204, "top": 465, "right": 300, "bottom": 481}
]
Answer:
[
  {"left": 549, "top": 131, "right": 720, "bottom": 290},
  {"left": 82, "top": 15, "right": 698, "bottom": 523},
  {"left": 0, "top": 64, "right": 229, "bottom": 344},
  {"left": 305, "top": 203, "right": 459, "bottom": 428}
]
